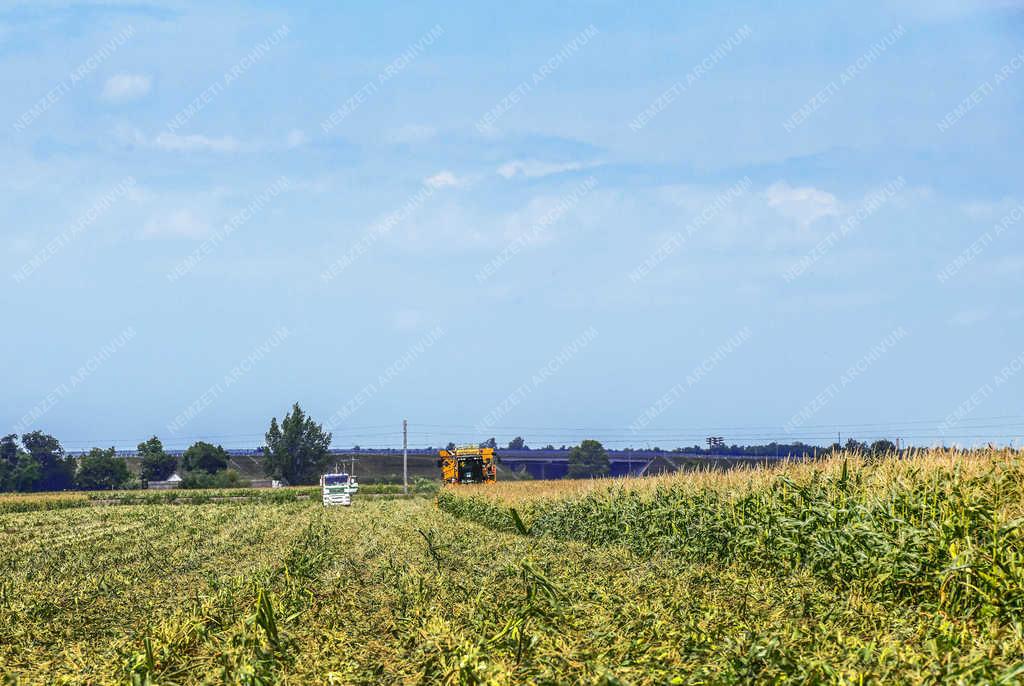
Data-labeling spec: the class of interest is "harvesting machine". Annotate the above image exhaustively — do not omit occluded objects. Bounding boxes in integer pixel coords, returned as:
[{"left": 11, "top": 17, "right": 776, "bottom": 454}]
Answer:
[{"left": 437, "top": 446, "right": 497, "bottom": 485}]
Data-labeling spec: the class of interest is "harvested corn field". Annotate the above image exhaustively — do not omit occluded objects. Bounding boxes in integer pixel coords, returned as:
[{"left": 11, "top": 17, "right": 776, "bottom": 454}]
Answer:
[{"left": 1, "top": 450, "right": 1023, "bottom": 683}]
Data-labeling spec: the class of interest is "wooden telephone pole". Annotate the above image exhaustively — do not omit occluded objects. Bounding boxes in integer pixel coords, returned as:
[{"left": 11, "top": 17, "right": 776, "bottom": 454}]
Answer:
[{"left": 402, "top": 419, "right": 408, "bottom": 495}]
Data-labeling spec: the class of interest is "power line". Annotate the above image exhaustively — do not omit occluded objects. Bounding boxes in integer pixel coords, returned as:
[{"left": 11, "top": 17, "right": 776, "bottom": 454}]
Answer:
[
  {"left": 27, "top": 420, "right": 1024, "bottom": 453},
  {"left": 412, "top": 414, "right": 1024, "bottom": 432}
]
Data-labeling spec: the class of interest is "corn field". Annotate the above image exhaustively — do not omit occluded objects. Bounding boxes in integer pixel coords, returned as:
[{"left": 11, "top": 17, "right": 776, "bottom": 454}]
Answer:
[
  {"left": 0, "top": 483, "right": 430, "bottom": 516},
  {"left": 1, "top": 450, "right": 1022, "bottom": 683}
]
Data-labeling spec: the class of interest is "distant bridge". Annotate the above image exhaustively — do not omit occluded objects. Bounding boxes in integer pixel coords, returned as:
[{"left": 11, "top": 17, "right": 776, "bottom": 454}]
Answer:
[{"left": 489, "top": 449, "right": 788, "bottom": 479}]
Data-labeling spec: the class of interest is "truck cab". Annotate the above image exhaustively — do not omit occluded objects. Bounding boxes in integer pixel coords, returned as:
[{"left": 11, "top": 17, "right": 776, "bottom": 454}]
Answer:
[{"left": 320, "top": 472, "right": 359, "bottom": 506}]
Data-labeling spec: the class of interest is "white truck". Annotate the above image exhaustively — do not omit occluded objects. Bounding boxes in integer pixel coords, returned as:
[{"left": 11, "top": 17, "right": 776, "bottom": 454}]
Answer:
[{"left": 320, "top": 472, "right": 359, "bottom": 506}]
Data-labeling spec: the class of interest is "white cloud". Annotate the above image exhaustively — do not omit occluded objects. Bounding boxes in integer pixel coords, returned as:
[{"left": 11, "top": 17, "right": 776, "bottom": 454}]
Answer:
[
  {"left": 102, "top": 73, "right": 151, "bottom": 102},
  {"left": 764, "top": 181, "right": 839, "bottom": 227},
  {"left": 497, "top": 159, "right": 594, "bottom": 179},
  {"left": 386, "top": 124, "right": 437, "bottom": 145},
  {"left": 286, "top": 129, "right": 308, "bottom": 148},
  {"left": 498, "top": 187, "right": 602, "bottom": 246},
  {"left": 424, "top": 170, "right": 463, "bottom": 189},
  {"left": 945, "top": 306, "right": 1024, "bottom": 327},
  {"left": 113, "top": 125, "right": 148, "bottom": 147},
  {"left": 947, "top": 307, "right": 994, "bottom": 327},
  {"left": 143, "top": 209, "right": 210, "bottom": 238},
  {"left": 395, "top": 202, "right": 490, "bottom": 248},
  {"left": 153, "top": 132, "right": 240, "bottom": 153},
  {"left": 115, "top": 127, "right": 245, "bottom": 153}
]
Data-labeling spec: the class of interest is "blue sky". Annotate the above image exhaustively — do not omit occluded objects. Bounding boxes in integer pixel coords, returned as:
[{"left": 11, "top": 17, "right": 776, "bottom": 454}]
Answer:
[{"left": 2, "top": 0, "right": 1022, "bottom": 451}]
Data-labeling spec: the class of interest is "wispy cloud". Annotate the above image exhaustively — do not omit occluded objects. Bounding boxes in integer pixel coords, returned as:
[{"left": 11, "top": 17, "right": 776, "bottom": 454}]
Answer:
[
  {"left": 477, "top": 176, "right": 599, "bottom": 282},
  {"left": 424, "top": 170, "right": 464, "bottom": 188},
  {"left": 12, "top": 25, "right": 136, "bottom": 132},
  {"left": 143, "top": 209, "right": 211, "bottom": 238},
  {"left": 101, "top": 73, "right": 151, "bottom": 102},
  {"left": 765, "top": 181, "right": 840, "bottom": 227},
  {"left": 117, "top": 127, "right": 247, "bottom": 153},
  {"left": 497, "top": 159, "right": 597, "bottom": 179},
  {"left": 11, "top": 177, "right": 137, "bottom": 282},
  {"left": 153, "top": 132, "right": 240, "bottom": 152},
  {"left": 948, "top": 308, "right": 992, "bottom": 327},
  {"left": 782, "top": 177, "right": 906, "bottom": 282},
  {"left": 386, "top": 124, "right": 437, "bottom": 145},
  {"left": 285, "top": 129, "right": 308, "bottom": 148}
]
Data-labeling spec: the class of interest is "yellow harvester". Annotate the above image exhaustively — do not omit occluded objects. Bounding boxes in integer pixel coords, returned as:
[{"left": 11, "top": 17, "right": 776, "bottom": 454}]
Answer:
[{"left": 438, "top": 446, "right": 497, "bottom": 485}]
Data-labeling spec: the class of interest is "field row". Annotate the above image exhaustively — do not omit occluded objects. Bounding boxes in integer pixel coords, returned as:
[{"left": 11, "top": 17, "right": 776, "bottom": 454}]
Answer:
[{"left": 0, "top": 482, "right": 438, "bottom": 515}]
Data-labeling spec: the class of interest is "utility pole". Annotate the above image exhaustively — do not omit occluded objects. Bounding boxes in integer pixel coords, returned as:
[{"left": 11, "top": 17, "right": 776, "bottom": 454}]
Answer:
[{"left": 402, "top": 419, "right": 408, "bottom": 495}]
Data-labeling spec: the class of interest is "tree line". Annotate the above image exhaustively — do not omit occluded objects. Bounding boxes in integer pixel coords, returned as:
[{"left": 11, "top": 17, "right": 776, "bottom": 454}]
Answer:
[
  {"left": 0, "top": 432, "right": 246, "bottom": 492},
  {"left": 481, "top": 436, "right": 902, "bottom": 458},
  {"left": 1, "top": 403, "right": 333, "bottom": 492}
]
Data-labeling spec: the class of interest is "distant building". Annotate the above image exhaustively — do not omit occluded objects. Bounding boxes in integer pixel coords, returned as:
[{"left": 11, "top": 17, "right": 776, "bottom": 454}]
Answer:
[{"left": 147, "top": 473, "right": 182, "bottom": 490}]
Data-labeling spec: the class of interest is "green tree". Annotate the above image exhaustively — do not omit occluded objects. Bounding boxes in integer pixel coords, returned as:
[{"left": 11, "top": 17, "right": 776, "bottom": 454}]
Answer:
[
  {"left": 869, "top": 439, "right": 897, "bottom": 456},
  {"left": 445, "top": 442, "right": 457, "bottom": 451},
  {"left": 9, "top": 456, "right": 42, "bottom": 491},
  {"left": 0, "top": 434, "right": 19, "bottom": 491},
  {"left": 844, "top": 438, "right": 868, "bottom": 454},
  {"left": 263, "top": 403, "right": 332, "bottom": 485},
  {"left": 181, "top": 441, "right": 229, "bottom": 474},
  {"left": 75, "top": 447, "right": 130, "bottom": 490},
  {"left": 567, "top": 439, "right": 610, "bottom": 478},
  {"left": 0, "top": 434, "right": 18, "bottom": 465},
  {"left": 507, "top": 436, "right": 527, "bottom": 450},
  {"left": 21, "top": 431, "right": 73, "bottom": 491},
  {"left": 138, "top": 436, "right": 176, "bottom": 482},
  {"left": 479, "top": 437, "right": 497, "bottom": 449}
]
